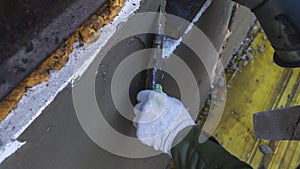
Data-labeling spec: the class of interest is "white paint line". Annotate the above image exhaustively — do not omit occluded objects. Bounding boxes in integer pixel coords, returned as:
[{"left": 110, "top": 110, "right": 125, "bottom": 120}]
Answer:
[
  {"left": 0, "top": 141, "right": 25, "bottom": 163},
  {"left": 162, "top": 0, "right": 212, "bottom": 59}
]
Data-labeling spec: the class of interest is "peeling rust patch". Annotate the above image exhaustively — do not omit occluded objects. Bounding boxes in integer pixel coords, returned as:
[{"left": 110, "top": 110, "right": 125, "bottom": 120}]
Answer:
[{"left": 0, "top": 0, "right": 126, "bottom": 122}]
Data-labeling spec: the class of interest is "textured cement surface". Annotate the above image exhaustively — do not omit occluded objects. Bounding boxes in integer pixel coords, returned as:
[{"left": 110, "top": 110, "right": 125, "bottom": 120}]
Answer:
[
  {"left": 0, "top": 0, "right": 75, "bottom": 64},
  {"left": 0, "top": 0, "right": 237, "bottom": 168},
  {"left": 0, "top": 86, "right": 171, "bottom": 169},
  {"left": 0, "top": 0, "right": 108, "bottom": 101}
]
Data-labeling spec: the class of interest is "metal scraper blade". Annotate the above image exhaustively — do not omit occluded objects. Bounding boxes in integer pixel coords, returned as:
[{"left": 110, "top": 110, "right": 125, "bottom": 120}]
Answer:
[{"left": 253, "top": 106, "right": 300, "bottom": 140}]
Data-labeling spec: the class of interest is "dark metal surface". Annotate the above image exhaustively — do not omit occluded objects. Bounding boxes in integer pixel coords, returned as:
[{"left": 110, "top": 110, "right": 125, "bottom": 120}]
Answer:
[
  {"left": 234, "top": 0, "right": 300, "bottom": 67},
  {"left": 254, "top": 106, "right": 300, "bottom": 140},
  {"left": 0, "top": 0, "right": 108, "bottom": 101}
]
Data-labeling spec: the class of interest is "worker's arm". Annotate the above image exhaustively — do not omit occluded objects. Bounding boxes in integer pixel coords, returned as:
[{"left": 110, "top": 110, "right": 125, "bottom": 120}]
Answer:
[
  {"left": 133, "top": 90, "right": 252, "bottom": 169},
  {"left": 171, "top": 125, "right": 252, "bottom": 169}
]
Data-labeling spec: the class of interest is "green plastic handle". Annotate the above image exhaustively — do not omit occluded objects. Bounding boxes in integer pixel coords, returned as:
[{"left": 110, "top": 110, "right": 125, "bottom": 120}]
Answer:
[{"left": 155, "top": 84, "right": 163, "bottom": 92}]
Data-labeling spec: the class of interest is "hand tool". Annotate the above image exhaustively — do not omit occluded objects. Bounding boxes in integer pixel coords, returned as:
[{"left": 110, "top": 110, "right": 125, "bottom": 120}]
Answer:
[
  {"left": 254, "top": 105, "right": 300, "bottom": 140},
  {"left": 151, "top": 0, "right": 166, "bottom": 91}
]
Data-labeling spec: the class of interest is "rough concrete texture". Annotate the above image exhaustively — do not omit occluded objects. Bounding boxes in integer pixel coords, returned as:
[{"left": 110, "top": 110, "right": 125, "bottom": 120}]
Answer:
[
  {"left": 0, "top": 86, "right": 171, "bottom": 169},
  {"left": 0, "top": 0, "right": 108, "bottom": 101},
  {"left": 0, "top": 0, "right": 237, "bottom": 168},
  {"left": 0, "top": 0, "right": 126, "bottom": 123},
  {"left": 0, "top": 0, "right": 75, "bottom": 64}
]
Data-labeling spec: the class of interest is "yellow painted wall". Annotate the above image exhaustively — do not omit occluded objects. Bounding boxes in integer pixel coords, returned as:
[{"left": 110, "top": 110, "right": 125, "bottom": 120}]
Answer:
[{"left": 214, "top": 32, "right": 300, "bottom": 169}]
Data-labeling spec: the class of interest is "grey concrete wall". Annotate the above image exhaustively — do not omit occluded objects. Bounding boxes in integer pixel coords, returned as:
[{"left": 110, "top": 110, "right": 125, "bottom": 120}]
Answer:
[{"left": 220, "top": 5, "right": 256, "bottom": 68}]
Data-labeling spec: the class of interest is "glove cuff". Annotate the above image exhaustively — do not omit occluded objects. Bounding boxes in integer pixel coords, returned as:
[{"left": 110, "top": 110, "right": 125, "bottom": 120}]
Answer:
[{"left": 161, "top": 111, "right": 195, "bottom": 156}]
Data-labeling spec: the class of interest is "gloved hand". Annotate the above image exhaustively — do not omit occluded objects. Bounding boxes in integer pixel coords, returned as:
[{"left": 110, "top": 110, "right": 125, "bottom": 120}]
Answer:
[{"left": 133, "top": 90, "right": 195, "bottom": 155}]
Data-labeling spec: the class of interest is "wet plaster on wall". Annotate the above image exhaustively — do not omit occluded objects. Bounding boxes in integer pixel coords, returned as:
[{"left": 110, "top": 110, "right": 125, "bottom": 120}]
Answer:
[
  {"left": 0, "top": 85, "right": 171, "bottom": 169},
  {"left": 0, "top": 0, "right": 176, "bottom": 167}
]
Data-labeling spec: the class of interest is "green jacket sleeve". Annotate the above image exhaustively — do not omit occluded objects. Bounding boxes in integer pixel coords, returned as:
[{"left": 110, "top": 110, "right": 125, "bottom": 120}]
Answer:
[{"left": 171, "top": 126, "right": 253, "bottom": 169}]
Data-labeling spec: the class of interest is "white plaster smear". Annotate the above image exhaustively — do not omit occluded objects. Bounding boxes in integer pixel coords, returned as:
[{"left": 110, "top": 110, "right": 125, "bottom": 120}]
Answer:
[
  {"left": 162, "top": 0, "right": 212, "bottom": 59},
  {"left": 0, "top": 0, "right": 141, "bottom": 163}
]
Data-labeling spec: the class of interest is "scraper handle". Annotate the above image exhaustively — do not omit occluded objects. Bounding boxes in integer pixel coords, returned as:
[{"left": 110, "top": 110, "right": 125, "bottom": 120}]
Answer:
[{"left": 155, "top": 84, "right": 163, "bottom": 92}]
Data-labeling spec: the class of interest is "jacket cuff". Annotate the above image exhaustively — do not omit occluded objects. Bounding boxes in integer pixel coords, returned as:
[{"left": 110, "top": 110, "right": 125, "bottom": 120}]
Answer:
[{"left": 162, "top": 119, "right": 195, "bottom": 156}]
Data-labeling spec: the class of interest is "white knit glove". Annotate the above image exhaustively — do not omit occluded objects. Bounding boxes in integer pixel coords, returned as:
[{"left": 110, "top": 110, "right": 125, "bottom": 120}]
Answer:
[{"left": 133, "top": 90, "right": 195, "bottom": 155}]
